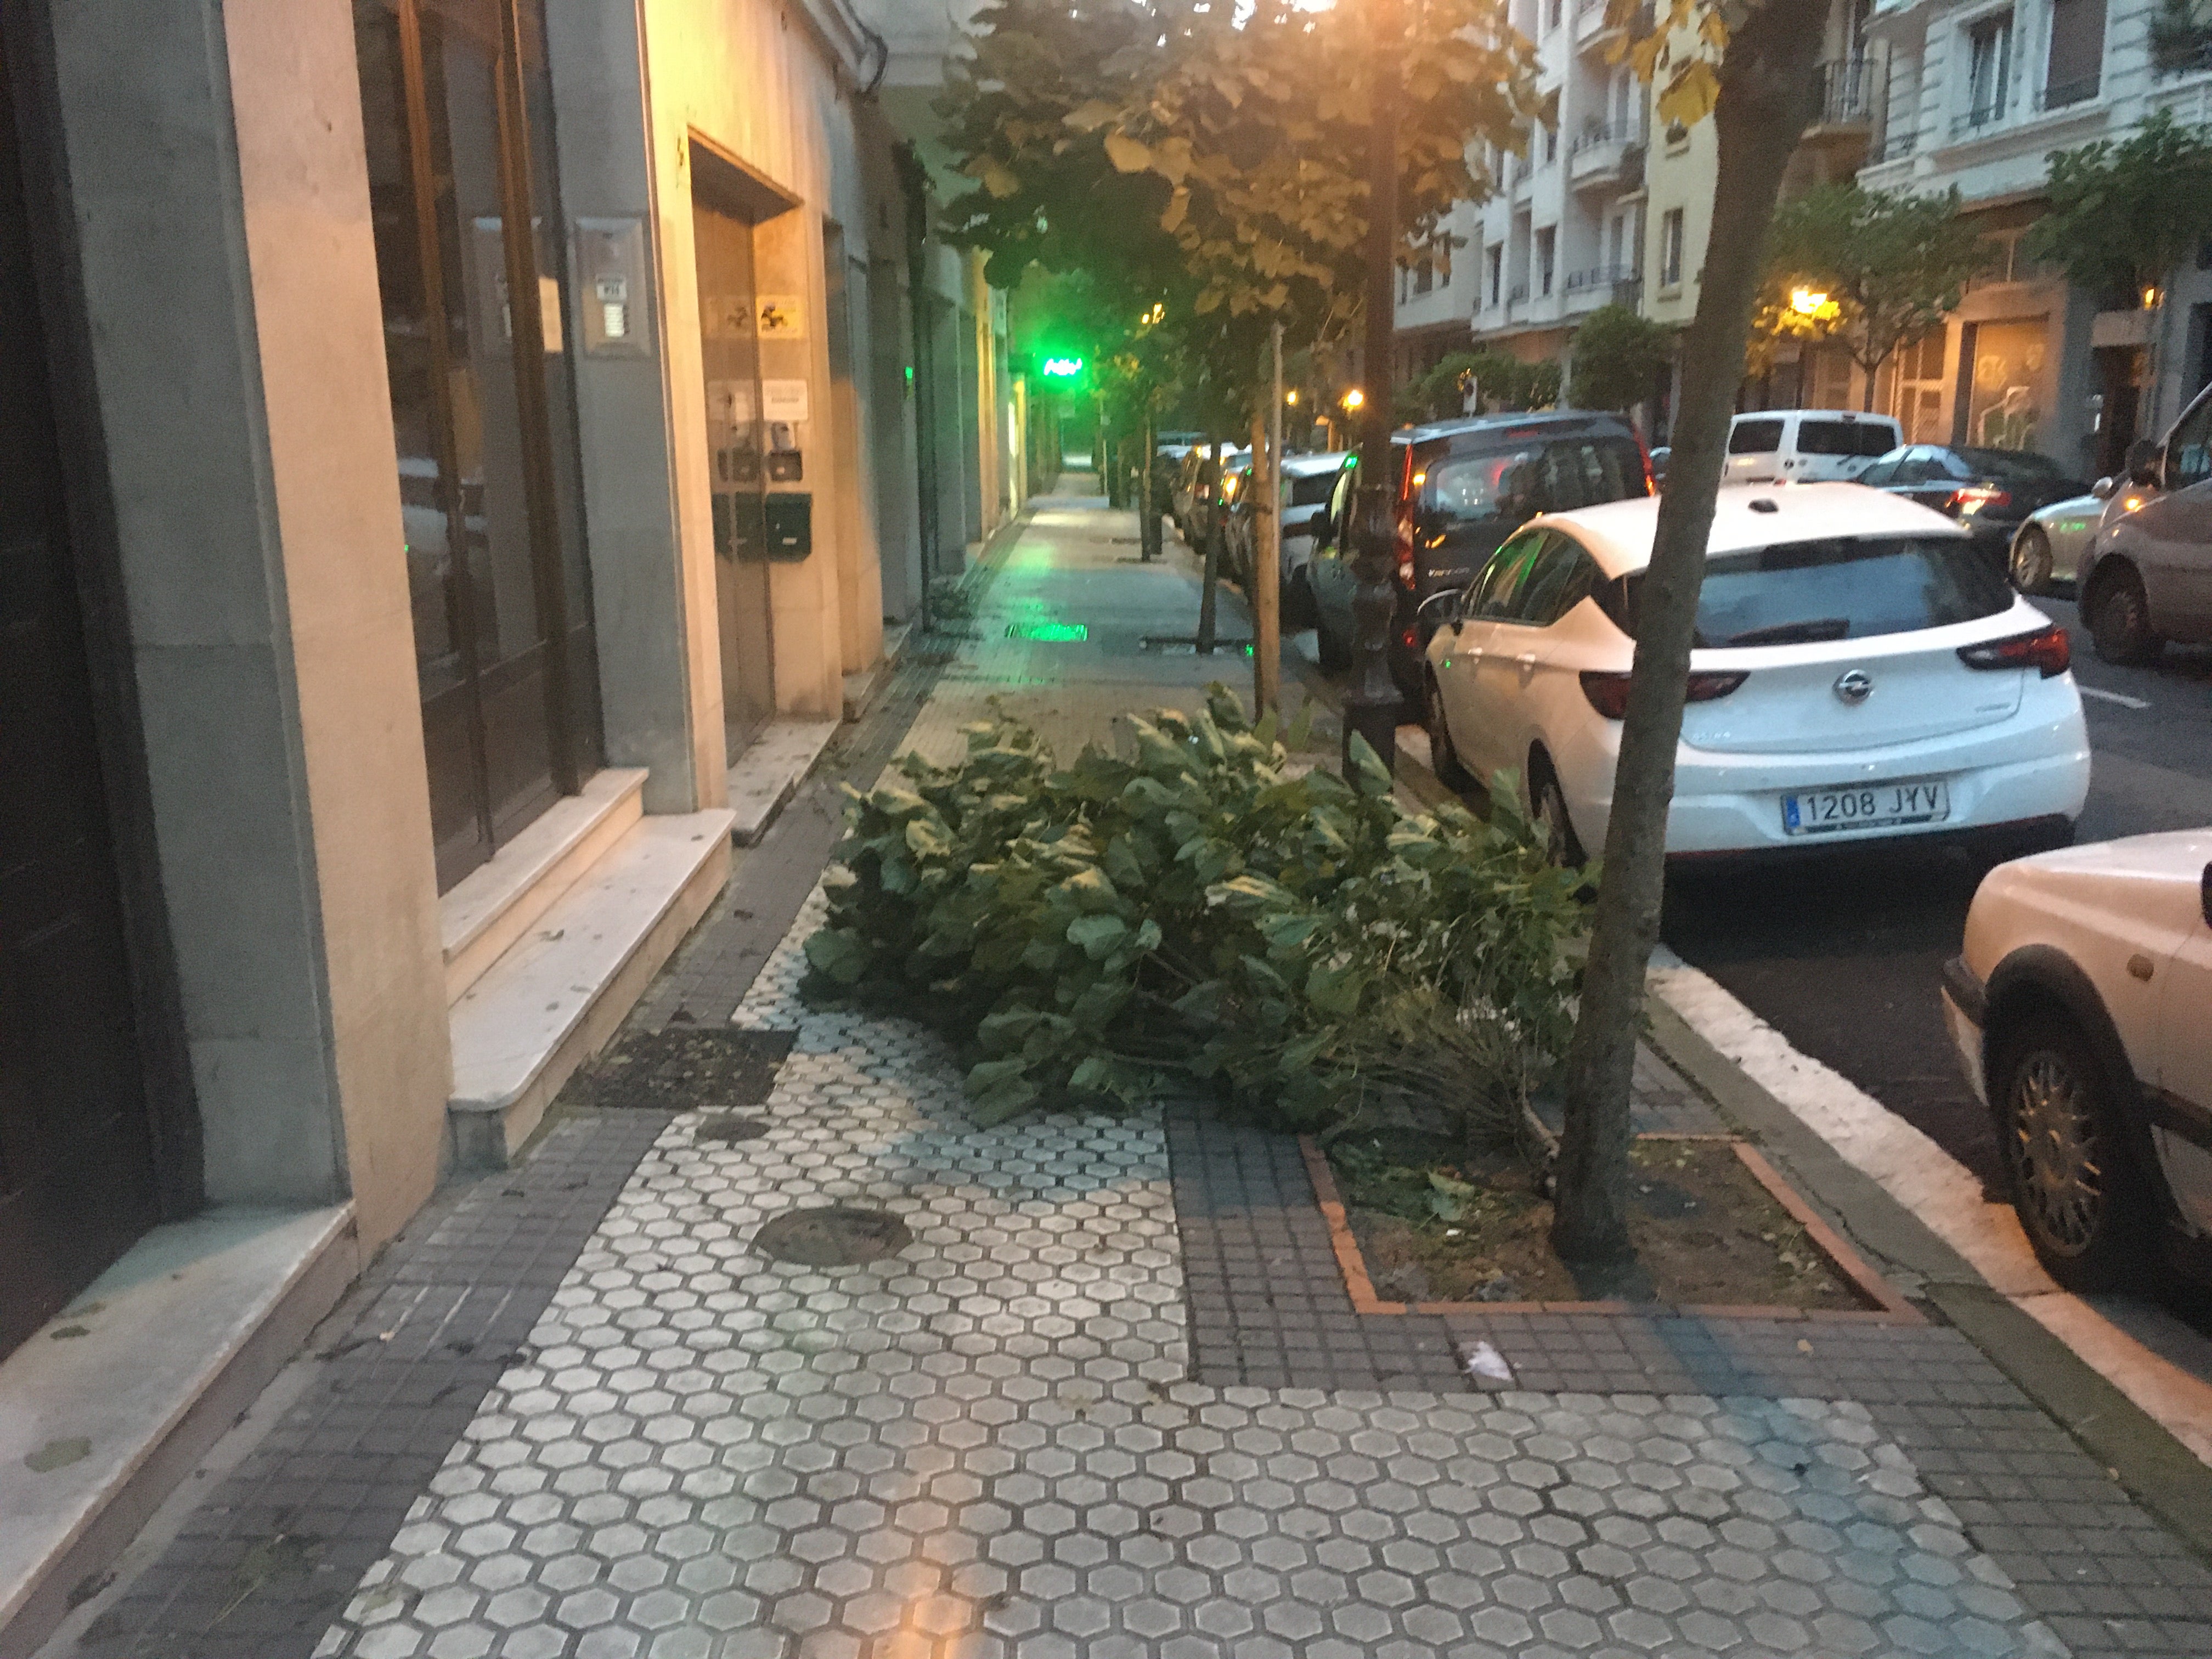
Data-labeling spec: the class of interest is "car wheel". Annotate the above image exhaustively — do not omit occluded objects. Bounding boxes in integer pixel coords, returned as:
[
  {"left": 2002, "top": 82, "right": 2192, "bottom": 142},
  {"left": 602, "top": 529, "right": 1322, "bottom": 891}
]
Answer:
[
  {"left": 1993, "top": 1015, "right": 2147, "bottom": 1292},
  {"left": 1530, "top": 760, "right": 1588, "bottom": 868},
  {"left": 2087, "top": 563, "right": 2164, "bottom": 665},
  {"left": 1424, "top": 674, "right": 1474, "bottom": 791},
  {"left": 2010, "top": 524, "right": 2055, "bottom": 595}
]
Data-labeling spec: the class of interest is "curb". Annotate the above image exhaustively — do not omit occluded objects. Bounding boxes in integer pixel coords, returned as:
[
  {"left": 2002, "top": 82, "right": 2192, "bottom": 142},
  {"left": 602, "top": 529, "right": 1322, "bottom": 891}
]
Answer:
[{"left": 1643, "top": 978, "right": 2212, "bottom": 1566}]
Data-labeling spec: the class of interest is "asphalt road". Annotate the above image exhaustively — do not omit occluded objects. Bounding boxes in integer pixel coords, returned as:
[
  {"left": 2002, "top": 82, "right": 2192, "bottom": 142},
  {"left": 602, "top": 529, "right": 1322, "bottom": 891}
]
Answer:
[{"left": 1661, "top": 592, "right": 2212, "bottom": 1203}]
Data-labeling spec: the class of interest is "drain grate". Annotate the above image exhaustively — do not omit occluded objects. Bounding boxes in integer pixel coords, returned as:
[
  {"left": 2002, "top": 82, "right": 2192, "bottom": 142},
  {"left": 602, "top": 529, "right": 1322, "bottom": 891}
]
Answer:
[
  {"left": 752, "top": 1205, "right": 913, "bottom": 1266},
  {"left": 695, "top": 1113, "right": 771, "bottom": 1145},
  {"left": 563, "top": 1027, "right": 797, "bottom": 1111}
]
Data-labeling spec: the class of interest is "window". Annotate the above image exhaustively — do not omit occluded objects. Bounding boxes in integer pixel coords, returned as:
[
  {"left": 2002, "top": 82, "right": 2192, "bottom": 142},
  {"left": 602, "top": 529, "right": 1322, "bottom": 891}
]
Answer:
[
  {"left": 2168, "top": 389, "right": 2212, "bottom": 487},
  {"left": 1487, "top": 245, "right": 1504, "bottom": 307},
  {"left": 1539, "top": 437, "right": 1649, "bottom": 510},
  {"left": 1658, "top": 208, "right": 1684, "bottom": 288},
  {"left": 1965, "top": 10, "right": 2014, "bottom": 128},
  {"left": 1797, "top": 418, "right": 1900, "bottom": 456},
  {"left": 1856, "top": 456, "right": 1903, "bottom": 487},
  {"left": 1511, "top": 537, "right": 1600, "bottom": 626},
  {"left": 1289, "top": 472, "right": 1339, "bottom": 509},
  {"left": 1421, "top": 444, "right": 1544, "bottom": 523},
  {"left": 1600, "top": 536, "right": 2013, "bottom": 645},
  {"left": 1415, "top": 258, "right": 1434, "bottom": 296},
  {"left": 1537, "top": 227, "right": 1556, "bottom": 296},
  {"left": 1471, "top": 531, "right": 1551, "bottom": 619},
  {"left": 1728, "top": 418, "right": 1786, "bottom": 454},
  {"left": 2043, "top": 0, "right": 2104, "bottom": 108}
]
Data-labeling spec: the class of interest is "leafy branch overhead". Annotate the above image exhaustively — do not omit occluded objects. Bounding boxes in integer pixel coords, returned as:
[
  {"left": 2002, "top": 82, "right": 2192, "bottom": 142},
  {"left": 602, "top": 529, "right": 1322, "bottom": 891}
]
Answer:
[
  {"left": 937, "top": 0, "right": 1537, "bottom": 342},
  {"left": 802, "top": 690, "right": 1585, "bottom": 1144}
]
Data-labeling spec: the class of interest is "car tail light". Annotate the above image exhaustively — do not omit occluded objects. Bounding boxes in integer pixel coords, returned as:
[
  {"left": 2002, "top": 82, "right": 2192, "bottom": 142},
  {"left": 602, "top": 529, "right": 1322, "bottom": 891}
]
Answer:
[
  {"left": 1958, "top": 623, "right": 2070, "bottom": 678},
  {"left": 1947, "top": 486, "right": 2011, "bottom": 515},
  {"left": 1578, "top": 669, "right": 1748, "bottom": 719},
  {"left": 1401, "top": 627, "right": 1419, "bottom": 651},
  {"left": 1393, "top": 511, "right": 1416, "bottom": 588}
]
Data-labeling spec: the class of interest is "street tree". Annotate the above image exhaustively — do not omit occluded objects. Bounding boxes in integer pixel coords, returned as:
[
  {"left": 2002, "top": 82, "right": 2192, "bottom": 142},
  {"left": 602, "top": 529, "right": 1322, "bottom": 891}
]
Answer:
[
  {"left": 1567, "top": 303, "right": 1675, "bottom": 418},
  {"left": 2023, "top": 109, "right": 2212, "bottom": 426},
  {"left": 938, "top": 0, "right": 1535, "bottom": 709},
  {"left": 1549, "top": 0, "right": 1832, "bottom": 1271},
  {"left": 1753, "top": 182, "right": 1984, "bottom": 413}
]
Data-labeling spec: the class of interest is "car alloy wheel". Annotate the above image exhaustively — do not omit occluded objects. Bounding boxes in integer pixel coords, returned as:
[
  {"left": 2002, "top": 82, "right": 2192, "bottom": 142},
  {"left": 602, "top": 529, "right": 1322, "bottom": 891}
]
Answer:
[
  {"left": 1424, "top": 675, "right": 1473, "bottom": 791},
  {"left": 1995, "top": 1022, "right": 2143, "bottom": 1291},
  {"left": 2010, "top": 525, "right": 2053, "bottom": 595},
  {"left": 1532, "top": 767, "right": 1587, "bottom": 868},
  {"left": 2089, "top": 565, "right": 2162, "bottom": 665}
]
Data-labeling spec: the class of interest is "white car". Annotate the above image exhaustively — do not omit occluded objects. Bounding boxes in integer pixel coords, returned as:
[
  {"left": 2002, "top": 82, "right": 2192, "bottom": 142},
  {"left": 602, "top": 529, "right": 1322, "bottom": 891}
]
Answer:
[
  {"left": 1940, "top": 830, "right": 2212, "bottom": 1290},
  {"left": 1418, "top": 483, "right": 2092, "bottom": 862},
  {"left": 1723, "top": 409, "right": 1903, "bottom": 486}
]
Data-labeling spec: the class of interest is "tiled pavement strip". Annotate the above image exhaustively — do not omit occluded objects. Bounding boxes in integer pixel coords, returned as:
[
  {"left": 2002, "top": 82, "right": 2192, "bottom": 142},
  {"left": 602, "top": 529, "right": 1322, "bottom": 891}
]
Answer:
[{"left": 70, "top": 487, "right": 2212, "bottom": 1659}]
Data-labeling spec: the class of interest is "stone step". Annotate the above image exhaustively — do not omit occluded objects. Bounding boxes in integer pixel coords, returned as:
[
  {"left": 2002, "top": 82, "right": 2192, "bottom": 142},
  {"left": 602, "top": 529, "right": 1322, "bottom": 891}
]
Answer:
[
  {"left": 727, "top": 719, "right": 838, "bottom": 846},
  {"left": 447, "top": 809, "right": 732, "bottom": 1167},
  {"left": 438, "top": 768, "right": 647, "bottom": 1005}
]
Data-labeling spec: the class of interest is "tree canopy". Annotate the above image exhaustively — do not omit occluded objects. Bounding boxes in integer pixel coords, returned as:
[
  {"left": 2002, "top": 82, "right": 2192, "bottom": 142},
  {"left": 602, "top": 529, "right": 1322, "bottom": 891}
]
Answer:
[
  {"left": 2022, "top": 108, "right": 2212, "bottom": 309},
  {"left": 1568, "top": 304, "right": 1675, "bottom": 415},
  {"left": 1751, "top": 183, "right": 1983, "bottom": 409}
]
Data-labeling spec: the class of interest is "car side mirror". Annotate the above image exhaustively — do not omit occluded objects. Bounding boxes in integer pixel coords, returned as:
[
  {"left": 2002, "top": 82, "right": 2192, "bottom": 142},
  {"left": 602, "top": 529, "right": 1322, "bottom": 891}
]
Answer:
[
  {"left": 2091, "top": 476, "right": 2116, "bottom": 501},
  {"left": 1416, "top": 588, "right": 1463, "bottom": 631},
  {"left": 2126, "top": 438, "right": 2163, "bottom": 489}
]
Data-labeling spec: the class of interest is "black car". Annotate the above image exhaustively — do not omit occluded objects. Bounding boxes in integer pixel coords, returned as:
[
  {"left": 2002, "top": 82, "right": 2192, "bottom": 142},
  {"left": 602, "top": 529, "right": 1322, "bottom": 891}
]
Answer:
[
  {"left": 1306, "top": 411, "right": 1652, "bottom": 693},
  {"left": 1855, "top": 444, "right": 2088, "bottom": 565}
]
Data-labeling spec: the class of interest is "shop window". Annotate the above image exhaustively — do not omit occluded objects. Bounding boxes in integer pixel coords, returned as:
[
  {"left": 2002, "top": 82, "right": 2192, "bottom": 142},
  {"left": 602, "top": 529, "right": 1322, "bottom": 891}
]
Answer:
[{"left": 1963, "top": 319, "right": 2047, "bottom": 450}]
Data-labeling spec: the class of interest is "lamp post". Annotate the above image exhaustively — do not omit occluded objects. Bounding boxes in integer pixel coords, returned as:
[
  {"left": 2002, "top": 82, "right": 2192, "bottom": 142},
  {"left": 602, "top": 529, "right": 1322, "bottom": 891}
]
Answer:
[{"left": 1342, "top": 0, "right": 1404, "bottom": 777}]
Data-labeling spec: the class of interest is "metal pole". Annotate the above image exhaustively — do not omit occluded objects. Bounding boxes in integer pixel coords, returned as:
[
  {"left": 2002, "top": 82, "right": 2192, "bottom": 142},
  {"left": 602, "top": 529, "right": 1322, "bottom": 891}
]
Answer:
[
  {"left": 1141, "top": 397, "right": 1157, "bottom": 561},
  {"left": 1342, "top": 0, "right": 1403, "bottom": 777},
  {"left": 1255, "top": 324, "right": 1284, "bottom": 717}
]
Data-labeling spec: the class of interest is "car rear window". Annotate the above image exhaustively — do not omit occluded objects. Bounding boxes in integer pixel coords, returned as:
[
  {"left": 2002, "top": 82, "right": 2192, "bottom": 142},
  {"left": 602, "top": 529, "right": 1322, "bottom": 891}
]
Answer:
[
  {"left": 1957, "top": 447, "right": 2069, "bottom": 483},
  {"left": 1420, "top": 443, "right": 1544, "bottom": 522},
  {"left": 1596, "top": 534, "right": 2015, "bottom": 646},
  {"left": 1288, "top": 472, "right": 1338, "bottom": 507},
  {"left": 1420, "top": 431, "right": 1645, "bottom": 521},
  {"left": 1797, "top": 419, "right": 1899, "bottom": 456},
  {"left": 1728, "top": 419, "right": 1785, "bottom": 454}
]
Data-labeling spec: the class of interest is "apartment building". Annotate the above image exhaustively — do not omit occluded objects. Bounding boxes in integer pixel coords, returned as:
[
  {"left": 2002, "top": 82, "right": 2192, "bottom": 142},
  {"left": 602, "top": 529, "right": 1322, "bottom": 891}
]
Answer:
[
  {"left": 1438, "top": 0, "right": 1654, "bottom": 382},
  {"left": 1859, "top": 0, "right": 2212, "bottom": 473},
  {"left": 0, "top": 0, "right": 1021, "bottom": 1643}
]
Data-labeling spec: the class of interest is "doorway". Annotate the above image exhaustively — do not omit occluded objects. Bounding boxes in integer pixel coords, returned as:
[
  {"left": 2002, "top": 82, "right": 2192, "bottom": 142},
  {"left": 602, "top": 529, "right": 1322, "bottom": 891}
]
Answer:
[
  {"left": 692, "top": 184, "right": 777, "bottom": 756},
  {"left": 353, "top": 0, "right": 605, "bottom": 893},
  {"left": 0, "top": 35, "right": 162, "bottom": 1358}
]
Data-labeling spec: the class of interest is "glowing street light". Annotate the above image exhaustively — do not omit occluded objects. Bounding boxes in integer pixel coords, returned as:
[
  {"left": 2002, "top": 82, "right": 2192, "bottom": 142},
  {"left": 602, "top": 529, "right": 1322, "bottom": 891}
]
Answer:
[
  {"left": 1790, "top": 285, "right": 1829, "bottom": 316},
  {"left": 1341, "top": 387, "right": 1365, "bottom": 411},
  {"left": 1285, "top": 388, "right": 1300, "bottom": 407}
]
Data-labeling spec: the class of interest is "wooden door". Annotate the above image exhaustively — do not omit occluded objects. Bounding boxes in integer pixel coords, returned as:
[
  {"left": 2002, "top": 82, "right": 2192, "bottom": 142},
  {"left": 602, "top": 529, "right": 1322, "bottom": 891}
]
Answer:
[{"left": 0, "top": 36, "right": 161, "bottom": 1359}]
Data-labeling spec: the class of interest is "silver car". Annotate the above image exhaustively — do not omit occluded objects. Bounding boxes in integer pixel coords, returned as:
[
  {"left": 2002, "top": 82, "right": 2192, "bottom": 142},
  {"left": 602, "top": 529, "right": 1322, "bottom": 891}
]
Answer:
[{"left": 2078, "top": 385, "right": 2212, "bottom": 662}]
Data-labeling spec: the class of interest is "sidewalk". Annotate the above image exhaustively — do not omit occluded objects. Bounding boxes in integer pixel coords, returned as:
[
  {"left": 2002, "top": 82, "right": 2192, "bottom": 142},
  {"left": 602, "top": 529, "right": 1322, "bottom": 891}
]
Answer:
[{"left": 54, "top": 487, "right": 2212, "bottom": 1659}]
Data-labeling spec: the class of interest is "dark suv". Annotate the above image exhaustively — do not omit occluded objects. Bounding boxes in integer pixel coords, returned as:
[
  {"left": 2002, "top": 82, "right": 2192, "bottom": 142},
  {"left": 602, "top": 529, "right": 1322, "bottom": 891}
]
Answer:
[{"left": 1306, "top": 411, "right": 1651, "bottom": 693}]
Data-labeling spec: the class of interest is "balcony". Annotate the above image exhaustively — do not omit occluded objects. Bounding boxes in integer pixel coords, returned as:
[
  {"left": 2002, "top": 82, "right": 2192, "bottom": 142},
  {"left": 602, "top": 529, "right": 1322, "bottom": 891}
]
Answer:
[
  {"left": 1563, "top": 264, "right": 1641, "bottom": 312},
  {"left": 1568, "top": 125, "right": 1645, "bottom": 194},
  {"left": 1573, "top": 0, "right": 1651, "bottom": 52},
  {"left": 1802, "top": 56, "right": 1878, "bottom": 160}
]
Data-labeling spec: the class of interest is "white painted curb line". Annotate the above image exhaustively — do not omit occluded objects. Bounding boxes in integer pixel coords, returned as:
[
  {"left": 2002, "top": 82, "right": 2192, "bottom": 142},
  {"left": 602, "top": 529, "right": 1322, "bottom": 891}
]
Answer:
[{"left": 1650, "top": 945, "right": 2212, "bottom": 1470}]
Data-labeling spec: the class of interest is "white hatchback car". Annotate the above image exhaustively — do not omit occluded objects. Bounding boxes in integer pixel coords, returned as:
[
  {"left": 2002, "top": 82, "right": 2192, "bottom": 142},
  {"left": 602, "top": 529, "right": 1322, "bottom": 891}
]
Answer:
[
  {"left": 1941, "top": 831, "right": 2212, "bottom": 1290},
  {"left": 1418, "top": 484, "right": 2092, "bottom": 862}
]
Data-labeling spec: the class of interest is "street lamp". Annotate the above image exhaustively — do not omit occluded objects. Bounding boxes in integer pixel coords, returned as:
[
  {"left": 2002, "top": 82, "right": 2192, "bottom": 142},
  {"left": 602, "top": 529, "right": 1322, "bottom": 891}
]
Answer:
[
  {"left": 1789, "top": 285, "right": 1827, "bottom": 315},
  {"left": 1285, "top": 388, "right": 1300, "bottom": 407},
  {"left": 1341, "top": 387, "right": 1365, "bottom": 411}
]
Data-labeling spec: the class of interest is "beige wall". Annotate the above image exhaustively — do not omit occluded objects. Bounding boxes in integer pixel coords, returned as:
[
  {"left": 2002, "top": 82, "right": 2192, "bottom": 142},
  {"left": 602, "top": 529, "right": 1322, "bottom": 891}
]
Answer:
[{"left": 641, "top": 0, "right": 890, "bottom": 729}]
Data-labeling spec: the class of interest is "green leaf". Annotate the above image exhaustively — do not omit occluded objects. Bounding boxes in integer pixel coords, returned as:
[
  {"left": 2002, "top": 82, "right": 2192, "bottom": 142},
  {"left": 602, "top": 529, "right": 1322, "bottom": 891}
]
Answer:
[
  {"left": 802, "top": 927, "right": 869, "bottom": 984},
  {"left": 1066, "top": 913, "right": 1130, "bottom": 960},
  {"left": 1345, "top": 734, "right": 1394, "bottom": 798}
]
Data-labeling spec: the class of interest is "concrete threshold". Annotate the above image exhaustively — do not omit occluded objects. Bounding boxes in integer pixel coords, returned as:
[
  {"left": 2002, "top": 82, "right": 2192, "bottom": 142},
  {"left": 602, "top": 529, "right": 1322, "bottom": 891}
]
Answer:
[
  {"left": 0, "top": 1205, "right": 357, "bottom": 1658},
  {"left": 727, "top": 719, "right": 840, "bottom": 847}
]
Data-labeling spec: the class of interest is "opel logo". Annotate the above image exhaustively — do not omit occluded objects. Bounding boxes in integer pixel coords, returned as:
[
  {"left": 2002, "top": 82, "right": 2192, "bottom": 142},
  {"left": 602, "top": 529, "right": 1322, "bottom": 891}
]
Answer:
[{"left": 1833, "top": 669, "right": 1874, "bottom": 706}]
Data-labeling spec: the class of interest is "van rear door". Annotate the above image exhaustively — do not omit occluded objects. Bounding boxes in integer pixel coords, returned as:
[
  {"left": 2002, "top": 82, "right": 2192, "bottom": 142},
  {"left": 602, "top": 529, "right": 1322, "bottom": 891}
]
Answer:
[{"left": 1724, "top": 415, "right": 1787, "bottom": 484}]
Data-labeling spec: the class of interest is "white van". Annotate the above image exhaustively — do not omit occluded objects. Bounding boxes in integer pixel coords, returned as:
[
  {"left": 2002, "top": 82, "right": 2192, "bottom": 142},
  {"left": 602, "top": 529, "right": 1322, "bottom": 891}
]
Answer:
[{"left": 1724, "top": 409, "right": 1903, "bottom": 485}]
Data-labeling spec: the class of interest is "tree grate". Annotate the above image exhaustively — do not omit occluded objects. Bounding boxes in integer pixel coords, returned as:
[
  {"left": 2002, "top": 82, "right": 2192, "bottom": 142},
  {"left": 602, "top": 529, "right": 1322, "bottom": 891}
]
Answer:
[
  {"left": 562, "top": 1027, "right": 797, "bottom": 1111},
  {"left": 751, "top": 1205, "right": 913, "bottom": 1267}
]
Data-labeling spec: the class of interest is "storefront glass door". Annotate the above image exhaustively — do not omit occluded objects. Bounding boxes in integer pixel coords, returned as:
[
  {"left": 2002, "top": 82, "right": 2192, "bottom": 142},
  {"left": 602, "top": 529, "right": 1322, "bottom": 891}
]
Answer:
[{"left": 356, "top": 0, "right": 602, "bottom": 892}]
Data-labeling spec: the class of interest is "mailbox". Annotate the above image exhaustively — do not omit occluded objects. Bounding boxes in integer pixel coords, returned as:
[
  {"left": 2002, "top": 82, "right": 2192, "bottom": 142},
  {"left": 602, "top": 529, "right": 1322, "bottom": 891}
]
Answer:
[{"left": 763, "top": 493, "right": 812, "bottom": 561}]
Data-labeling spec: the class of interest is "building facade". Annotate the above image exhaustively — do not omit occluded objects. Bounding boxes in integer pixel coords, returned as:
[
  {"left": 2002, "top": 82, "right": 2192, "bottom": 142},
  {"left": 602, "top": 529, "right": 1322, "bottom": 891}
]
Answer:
[{"left": 0, "top": 0, "right": 1020, "bottom": 1643}]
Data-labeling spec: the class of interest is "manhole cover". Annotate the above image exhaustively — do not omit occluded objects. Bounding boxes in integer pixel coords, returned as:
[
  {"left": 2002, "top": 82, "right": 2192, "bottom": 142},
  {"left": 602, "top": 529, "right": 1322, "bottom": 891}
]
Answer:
[
  {"left": 752, "top": 1205, "right": 912, "bottom": 1266},
  {"left": 563, "top": 1028, "right": 796, "bottom": 1110},
  {"left": 695, "top": 1114, "right": 771, "bottom": 1145}
]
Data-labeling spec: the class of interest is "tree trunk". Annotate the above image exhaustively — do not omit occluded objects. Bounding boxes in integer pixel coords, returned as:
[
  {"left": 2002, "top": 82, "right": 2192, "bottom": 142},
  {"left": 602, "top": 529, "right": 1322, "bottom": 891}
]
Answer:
[
  {"left": 1549, "top": 1, "right": 1829, "bottom": 1267},
  {"left": 1254, "top": 324, "right": 1285, "bottom": 718}
]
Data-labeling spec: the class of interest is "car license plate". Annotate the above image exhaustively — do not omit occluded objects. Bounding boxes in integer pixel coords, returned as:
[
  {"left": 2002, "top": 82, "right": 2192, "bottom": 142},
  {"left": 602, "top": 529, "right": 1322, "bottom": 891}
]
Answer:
[{"left": 1782, "top": 779, "right": 1951, "bottom": 836}]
